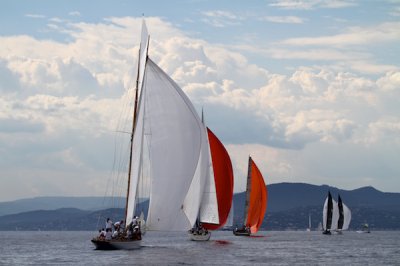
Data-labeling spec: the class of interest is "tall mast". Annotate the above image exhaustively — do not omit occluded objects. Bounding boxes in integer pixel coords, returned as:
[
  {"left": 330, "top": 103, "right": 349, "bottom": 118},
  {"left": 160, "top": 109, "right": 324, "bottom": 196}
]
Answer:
[
  {"left": 124, "top": 21, "right": 150, "bottom": 224},
  {"left": 124, "top": 48, "right": 141, "bottom": 223}
]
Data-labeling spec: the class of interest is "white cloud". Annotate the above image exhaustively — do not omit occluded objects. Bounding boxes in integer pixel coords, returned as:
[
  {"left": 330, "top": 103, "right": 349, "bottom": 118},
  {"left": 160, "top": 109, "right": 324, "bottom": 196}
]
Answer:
[
  {"left": 359, "top": 117, "right": 400, "bottom": 145},
  {"left": 377, "top": 71, "right": 400, "bottom": 91},
  {"left": 201, "top": 10, "right": 243, "bottom": 28},
  {"left": 280, "top": 22, "right": 400, "bottom": 47},
  {"left": 25, "top": 14, "right": 46, "bottom": 19},
  {"left": 269, "top": 0, "right": 357, "bottom": 10},
  {"left": 260, "top": 16, "right": 306, "bottom": 24},
  {"left": 49, "top": 17, "right": 64, "bottom": 23},
  {"left": 1, "top": 16, "right": 400, "bottom": 200},
  {"left": 68, "top": 11, "right": 81, "bottom": 17}
]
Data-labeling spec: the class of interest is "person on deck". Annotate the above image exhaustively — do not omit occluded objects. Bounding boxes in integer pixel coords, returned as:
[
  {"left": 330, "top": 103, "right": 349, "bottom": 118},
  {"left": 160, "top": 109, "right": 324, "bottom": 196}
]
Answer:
[
  {"left": 106, "top": 218, "right": 113, "bottom": 231},
  {"left": 105, "top": 228, "right": 112, "bottom": 241},
  {"left": 114, "top": 220, "right": 124, "bottom": 233}
]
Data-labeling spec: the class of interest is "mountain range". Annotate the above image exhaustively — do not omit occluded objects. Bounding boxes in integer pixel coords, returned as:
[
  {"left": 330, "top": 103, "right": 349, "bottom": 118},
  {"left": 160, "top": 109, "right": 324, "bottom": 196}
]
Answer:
[{"left": 1, "top": 182, "right": 399, "bottom": 231}]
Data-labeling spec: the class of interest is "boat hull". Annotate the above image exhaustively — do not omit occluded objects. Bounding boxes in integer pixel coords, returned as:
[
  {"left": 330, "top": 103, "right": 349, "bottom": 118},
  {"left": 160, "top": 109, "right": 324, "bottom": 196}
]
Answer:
[
  {"left": 91, "top": 239, "right": 141, "bottom": 250},
  {"left": 188, "top": 232, "right": 211, "bottom": 241},
  {"left": 233, "top": 228, "right": 251, "bottom": 236},
  {"left": 322, "top": 230, "right": 332, "bottom": 235}
]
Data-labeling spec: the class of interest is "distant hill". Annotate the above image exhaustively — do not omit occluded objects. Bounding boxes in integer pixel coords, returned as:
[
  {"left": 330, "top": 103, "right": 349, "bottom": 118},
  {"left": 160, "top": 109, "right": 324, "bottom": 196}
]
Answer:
[
  {"left": 1, "top": 208, "right": 123, "bottom": 231},
  {"left": 1, "top": 183, "right": 399, "bottom": 230},
  {"left": 0, "top": 196, "right": 126, "bottom": 216},
  {"left": 232, "top": 182, "right": 400, "bottom": 230}
]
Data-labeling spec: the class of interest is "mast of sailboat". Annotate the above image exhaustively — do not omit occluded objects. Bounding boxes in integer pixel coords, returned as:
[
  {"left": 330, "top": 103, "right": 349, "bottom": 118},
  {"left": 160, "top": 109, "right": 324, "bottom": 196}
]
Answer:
[
  {"left": 124, "top": 24, "right": 150, "bottom": 224},
  {"left": 243, "top": 156, "right": 252, "bottom": 227}
]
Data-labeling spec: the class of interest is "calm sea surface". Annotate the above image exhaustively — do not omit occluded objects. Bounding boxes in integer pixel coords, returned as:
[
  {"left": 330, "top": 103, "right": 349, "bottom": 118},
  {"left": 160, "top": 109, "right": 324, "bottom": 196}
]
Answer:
[{"left": 1, "top": 231, "right": 399, "bottom": 265}]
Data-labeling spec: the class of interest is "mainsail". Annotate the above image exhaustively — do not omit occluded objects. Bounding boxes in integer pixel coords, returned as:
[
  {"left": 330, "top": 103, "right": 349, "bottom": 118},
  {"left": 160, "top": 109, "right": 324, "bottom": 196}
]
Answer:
[{"left": 126, "top": 20, "right": 209, "bottom": 231}]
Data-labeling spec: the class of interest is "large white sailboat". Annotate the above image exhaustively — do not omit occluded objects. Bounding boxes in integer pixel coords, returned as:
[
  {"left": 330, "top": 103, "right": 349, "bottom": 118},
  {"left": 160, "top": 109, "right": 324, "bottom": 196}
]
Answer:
[{"left": 92, "top": 19, "right": 210, "bottom": 250}]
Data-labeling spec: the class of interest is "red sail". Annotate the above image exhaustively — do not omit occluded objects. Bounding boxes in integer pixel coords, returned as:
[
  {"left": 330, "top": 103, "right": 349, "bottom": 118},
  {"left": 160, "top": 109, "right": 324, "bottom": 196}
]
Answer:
[
  {"left": 245, "top": 158, "right": 268, "bottom": 234},
  {"left": 203, "top": 128, "right": 234, "bottom": 230}
]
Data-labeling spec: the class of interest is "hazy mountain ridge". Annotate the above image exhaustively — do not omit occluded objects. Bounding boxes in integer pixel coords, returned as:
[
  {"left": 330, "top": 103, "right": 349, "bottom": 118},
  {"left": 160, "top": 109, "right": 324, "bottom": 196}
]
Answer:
[{"left": 1, "top": 183, "right": 399, "bottom": 230}]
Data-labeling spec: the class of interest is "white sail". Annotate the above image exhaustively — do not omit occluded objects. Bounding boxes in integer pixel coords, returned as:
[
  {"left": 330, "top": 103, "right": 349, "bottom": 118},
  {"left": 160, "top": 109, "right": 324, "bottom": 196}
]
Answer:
[
  {"left": 144, "top": 59, "right": 209, "bottom": 231},
  {"left": 182, "top": 129, "right": 210, "bottom": 226},
  {"left": 342, "top": 203, "right": 352, "bottom": 230},
  {"left": 322, "top": 197, "right": 328, "bottom": 230},
  {"left": 198, "top": 130, "right": 219, "bottom": 224},
  {"left": 125, "top": 85, "right": 146, "bottom": 225},
  {"left": 331, "top": 199, "right": 339, "bottom": 231},
  {"left": 138, "top": 19, "right": 149, "bottom": 97}
]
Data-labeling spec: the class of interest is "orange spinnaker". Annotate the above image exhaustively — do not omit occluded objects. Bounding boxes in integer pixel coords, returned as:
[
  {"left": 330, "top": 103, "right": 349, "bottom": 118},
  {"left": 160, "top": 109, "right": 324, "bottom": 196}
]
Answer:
[
  {"left": 246, "top": 158, "right": 267, "bottom": 234},
  {"left": 203, "top": 128, "right": 234, "bottom": 230}
]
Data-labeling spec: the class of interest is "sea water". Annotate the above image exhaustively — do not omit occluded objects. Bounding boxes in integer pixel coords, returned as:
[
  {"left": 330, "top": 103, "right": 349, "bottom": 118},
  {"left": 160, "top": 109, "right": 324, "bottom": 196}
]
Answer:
[{"left": 1, "top": 231, "right": 399, "bottom": 265}]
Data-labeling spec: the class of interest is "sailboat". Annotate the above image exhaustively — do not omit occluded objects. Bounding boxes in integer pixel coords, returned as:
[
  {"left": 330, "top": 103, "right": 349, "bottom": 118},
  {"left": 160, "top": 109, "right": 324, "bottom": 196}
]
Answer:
[
  {"left": 336, "top": 194, "right": 351, "bottom": 234},
  {"left": 188, "top": 127, "right": 234, "bottom": 241},
  {"left": 306, "top": 214, "right": 311, "bottom": 232},
  {"left": 92, "top": 19, "right": 210, "bottom": 249},
  {"left": 356, "top": 223, "right": 370, "bottom": 233},
  {"left": 233, "top": 156, "right": 267, "bottom": 236},
  {"left": 322, "top": 191, "right": 339, "bottom": 235}
]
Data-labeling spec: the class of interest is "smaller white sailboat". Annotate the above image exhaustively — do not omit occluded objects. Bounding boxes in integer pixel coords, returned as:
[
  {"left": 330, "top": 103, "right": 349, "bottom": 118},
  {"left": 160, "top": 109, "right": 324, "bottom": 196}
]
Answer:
[{"left": 306, "top": 214, "right": 311, "bottom": 232}]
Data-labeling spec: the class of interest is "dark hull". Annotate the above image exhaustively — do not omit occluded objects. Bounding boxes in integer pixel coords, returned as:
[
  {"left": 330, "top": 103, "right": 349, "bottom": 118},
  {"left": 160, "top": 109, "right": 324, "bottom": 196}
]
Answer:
[
  {"left": 233, "top": 228, "right": 251, "bottom": 236},
  {"left": 91, "top": 239, "right": 141, "bottom": 250},
  {"left": 323, "top": 230, "right": 332, "bottom": 235}
]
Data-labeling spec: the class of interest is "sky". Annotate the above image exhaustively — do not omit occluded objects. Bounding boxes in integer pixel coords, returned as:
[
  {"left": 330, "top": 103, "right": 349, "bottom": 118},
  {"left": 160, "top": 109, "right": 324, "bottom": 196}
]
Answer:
[{"left": 1, "top": 0, "right": 400, "bottom": 202}]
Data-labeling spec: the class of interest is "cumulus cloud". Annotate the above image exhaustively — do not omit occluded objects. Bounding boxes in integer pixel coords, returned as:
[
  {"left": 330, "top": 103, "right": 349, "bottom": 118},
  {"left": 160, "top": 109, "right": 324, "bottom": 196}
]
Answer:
[
  {"left": 232, "top": 21, "right": 400, "bottom": 75},
  {"left": 0, "top": 59, "right": 21, "bottom": 93},
  {"left": 1, "top": 15, "right": 399, "bottom": 199}
]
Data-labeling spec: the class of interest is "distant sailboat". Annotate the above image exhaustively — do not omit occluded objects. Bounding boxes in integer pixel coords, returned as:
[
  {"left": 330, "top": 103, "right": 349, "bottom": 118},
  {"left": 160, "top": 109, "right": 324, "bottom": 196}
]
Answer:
[
  {"left": 357, "top": 223, "right": 370, "bottom": 233},
  {"left": 336, "top": 194, "right": 351, "bottom": 234},
  {"left": 92, "top": 19, "right": 210, "bottom": 249},
  {"left": 233, "top": 156, "right": 267, "bottom": 236},
  {"left": 317, "top": 222, "right": 323, "bottom": 231},
  {"left": 189, "top": 127, "right": 234, "bottom": 241},
  {"left": 306, "top": 214, "right": 311, "bottom": 232},
  {"left": 322, "top": 191, "right": 339, "bottom": 235}
]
